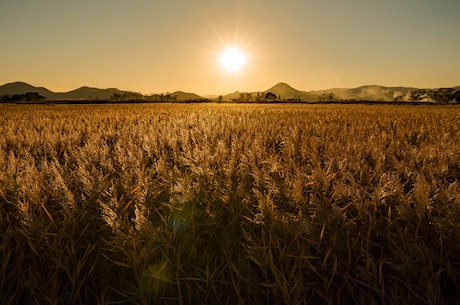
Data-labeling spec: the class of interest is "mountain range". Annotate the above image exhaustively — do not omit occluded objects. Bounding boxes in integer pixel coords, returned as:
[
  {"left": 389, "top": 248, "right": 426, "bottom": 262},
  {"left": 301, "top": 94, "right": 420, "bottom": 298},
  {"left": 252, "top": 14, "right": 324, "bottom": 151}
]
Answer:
[
  {"left": 0, "top": 82, "right": 128, "bottom": 101},
  {"left": 0, "top": 82, "right": 202, "bottom": 101},
  {"left": 220, "top": 82, "right": 418, "bottom": 102},
  {"left": 1, "top": 81, "right": 458, "bottom": 102}
]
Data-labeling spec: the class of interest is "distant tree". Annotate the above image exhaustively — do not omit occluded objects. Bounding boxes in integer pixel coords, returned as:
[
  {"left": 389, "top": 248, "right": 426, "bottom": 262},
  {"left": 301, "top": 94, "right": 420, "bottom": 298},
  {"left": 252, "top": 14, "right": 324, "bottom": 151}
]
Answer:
[
  {"left": 318, "top": 92, "right": 334, "bottom": 102},
  {"left": 10, "top": 94, "right": 23, "bottom": 102},
  {"left": 0, "top": 92, "right": 44, "bottom": 102},
  {"left": 148, "top": 94, "right": 161, "bottom": 102},
  {"left": 410, "top": 88, "right": 458, "bottom": 103},
  {"left": 264, "top": 92, "right": 277, "bottom": 100},
  {"left": 110, "top": 92, "right": 122, "bottom": 101},
  {"left": 24, "top": 92, "right": 45, "bottom": 101},
  {"left": 165, "top": 92, "right": 172, "bottom": 102},
  {"left": 453, "top": 89, "right": 460, "bottom": 103},
  {"left": 239, "top": 92, "right": 253, "bottom": 102},
  {"left": 426, "top": 90, "right": 440, "bottom": 103},
  {"left": 434, "top": 88, "right": 456, "bottom": 103},
  {"left": 255, "top": 92, "right": 263, "bottom": 102},
  {"left": 217, "top": 95, "right": 223, "bottom": 103},
  {"left": 409, "top": 89, "right": 426, "bottom": 102},
  {"left": 1, "top": 94, "right": 11, "bottom": 102},
  {"left": 126, "top": 92, "right": 144, "bottom": 101},
  {"left": 110, "top": 92, "right": 144, "bottom": 101}
]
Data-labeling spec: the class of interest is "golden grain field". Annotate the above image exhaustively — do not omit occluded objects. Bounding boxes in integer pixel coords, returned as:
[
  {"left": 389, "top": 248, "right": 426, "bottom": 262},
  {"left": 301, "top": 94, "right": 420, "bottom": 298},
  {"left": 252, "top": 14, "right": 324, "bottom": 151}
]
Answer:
[{"left": 1, "top": 103, "right": 459, "bottom": 305}]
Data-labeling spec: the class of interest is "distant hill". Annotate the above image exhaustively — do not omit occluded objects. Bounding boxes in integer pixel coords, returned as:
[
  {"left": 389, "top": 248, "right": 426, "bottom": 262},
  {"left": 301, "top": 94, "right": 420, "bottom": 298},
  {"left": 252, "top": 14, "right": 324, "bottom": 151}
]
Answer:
[
  {"left": 171, "top": 91, "right": 204, "bottom": 101},
  {"left": 0, "top": 82, "right": 207, "bottom": 101},
  {"left": 54, "top": 86, "right": 126, "bottom": 100},
  {"left": 221, "top": 83, "right": 318, "bottom": 101},
  {"left": 0, "top": 82, "right": 57, "bottom": 99},
  {"left": 222, "top": 91, "right": 243, "bottom": 101},
  {"left": 0, "top": 82, "right": 137, "bottom": 100},
  {"left": 266, "top": 82, "right": 317, "bottom": 101}
]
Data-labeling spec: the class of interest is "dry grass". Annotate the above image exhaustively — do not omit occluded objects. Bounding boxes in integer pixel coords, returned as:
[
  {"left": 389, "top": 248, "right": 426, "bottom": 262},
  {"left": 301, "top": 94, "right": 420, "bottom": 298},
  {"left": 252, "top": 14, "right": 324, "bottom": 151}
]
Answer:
[{"left": 0, "top": 103, "right": 459, "bottom": 304}]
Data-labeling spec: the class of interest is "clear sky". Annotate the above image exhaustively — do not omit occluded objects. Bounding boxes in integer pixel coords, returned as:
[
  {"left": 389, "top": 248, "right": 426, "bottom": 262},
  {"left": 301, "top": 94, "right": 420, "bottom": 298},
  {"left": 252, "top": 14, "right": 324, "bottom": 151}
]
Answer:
[{"left": 1, "top": 0, "right": 459, "bottom": 95}]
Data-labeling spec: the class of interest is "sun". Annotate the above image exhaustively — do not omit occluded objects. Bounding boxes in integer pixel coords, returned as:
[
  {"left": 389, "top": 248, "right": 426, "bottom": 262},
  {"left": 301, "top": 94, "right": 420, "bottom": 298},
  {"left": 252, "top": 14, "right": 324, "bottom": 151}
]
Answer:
[{"left": 219, "top": 47, "right": 247, "bottom": 73}]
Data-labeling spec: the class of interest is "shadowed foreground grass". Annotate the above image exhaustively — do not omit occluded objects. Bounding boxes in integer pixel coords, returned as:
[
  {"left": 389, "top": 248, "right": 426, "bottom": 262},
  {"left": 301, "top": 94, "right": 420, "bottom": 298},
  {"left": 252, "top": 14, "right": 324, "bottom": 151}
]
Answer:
[{"left": 1, "top": 103, "right": 459, "bottom": 304}]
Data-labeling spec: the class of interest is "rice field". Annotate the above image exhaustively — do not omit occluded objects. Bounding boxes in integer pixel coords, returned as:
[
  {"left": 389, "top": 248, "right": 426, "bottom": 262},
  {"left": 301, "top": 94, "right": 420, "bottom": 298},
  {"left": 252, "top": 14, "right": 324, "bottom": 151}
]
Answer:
[{"left": 1, "top": 103, "right": 459, "bottom": 304}]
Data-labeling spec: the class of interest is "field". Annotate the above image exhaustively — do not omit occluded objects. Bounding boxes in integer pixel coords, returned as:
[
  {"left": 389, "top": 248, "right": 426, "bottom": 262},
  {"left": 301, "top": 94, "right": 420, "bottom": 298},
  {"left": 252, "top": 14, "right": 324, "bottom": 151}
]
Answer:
[{"left": 1, "top": 103, "right": 459, "bottom": 304}]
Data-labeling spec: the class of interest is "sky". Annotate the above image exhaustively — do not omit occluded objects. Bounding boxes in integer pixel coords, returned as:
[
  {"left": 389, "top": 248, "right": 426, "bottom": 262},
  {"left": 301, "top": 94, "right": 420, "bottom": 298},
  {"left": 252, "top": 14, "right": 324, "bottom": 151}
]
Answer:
[{"left": 1, "top": 0, "right": 459, "bottom": 95}]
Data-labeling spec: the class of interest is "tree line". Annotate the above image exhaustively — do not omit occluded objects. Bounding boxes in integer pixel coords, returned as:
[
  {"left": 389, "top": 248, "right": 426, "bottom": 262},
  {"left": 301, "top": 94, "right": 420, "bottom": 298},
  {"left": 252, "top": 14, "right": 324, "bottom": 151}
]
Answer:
[
  {"left": 1, "top": 92, "right": 45, "bottom": 102},
  {"left": 2, "top": 88, "right": 459, "bottom": 104},
  {"left": 110, "top": 92, "right": 179, "bottom": 102},
  {"left": 409, "top": 88, "right": 460, "bottom": 103}
]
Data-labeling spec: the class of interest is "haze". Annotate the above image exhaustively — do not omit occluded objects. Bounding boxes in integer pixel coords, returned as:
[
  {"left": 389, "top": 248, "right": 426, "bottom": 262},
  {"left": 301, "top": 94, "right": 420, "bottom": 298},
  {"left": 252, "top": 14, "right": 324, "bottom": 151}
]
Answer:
[{"left": 1, "top": 0, "right": 459, "bottom": 95}]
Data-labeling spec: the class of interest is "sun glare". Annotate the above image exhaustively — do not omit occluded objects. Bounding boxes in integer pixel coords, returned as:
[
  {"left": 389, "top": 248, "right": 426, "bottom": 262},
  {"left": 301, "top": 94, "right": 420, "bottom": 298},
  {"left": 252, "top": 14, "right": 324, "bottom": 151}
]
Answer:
[{"left": 219, "top": 47, "right": 247, "bottom": 73}]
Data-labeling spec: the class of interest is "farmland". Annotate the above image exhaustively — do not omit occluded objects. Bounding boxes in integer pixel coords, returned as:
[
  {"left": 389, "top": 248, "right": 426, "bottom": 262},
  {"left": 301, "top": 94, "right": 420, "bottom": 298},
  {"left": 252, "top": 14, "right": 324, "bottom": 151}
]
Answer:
[{"left": 1, "top": 103, "right": 459, "bottom": 304}]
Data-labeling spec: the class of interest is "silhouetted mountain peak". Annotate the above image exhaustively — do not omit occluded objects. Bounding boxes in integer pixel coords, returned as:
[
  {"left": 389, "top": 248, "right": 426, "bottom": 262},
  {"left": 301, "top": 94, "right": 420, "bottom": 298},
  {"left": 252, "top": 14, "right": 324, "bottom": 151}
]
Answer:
[
  {"left": 266, "top": 82, "right": 317, "bottom": 101},
  {"left": 171, "top": 91, "right": 203, "bottom": 101},
  {"left": 268, "top": 82, "right": 296, "bottom": 91},
  {"left": 0, "top": 81, "right": 55, "bottom": 98}
]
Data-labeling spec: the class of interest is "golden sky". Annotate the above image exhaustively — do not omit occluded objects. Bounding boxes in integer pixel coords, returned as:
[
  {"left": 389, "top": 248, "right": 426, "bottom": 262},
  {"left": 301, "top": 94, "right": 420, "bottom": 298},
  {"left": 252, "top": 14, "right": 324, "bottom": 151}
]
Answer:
[{"left": 1, "top": 0, "right": 459, "bottom": 95}]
